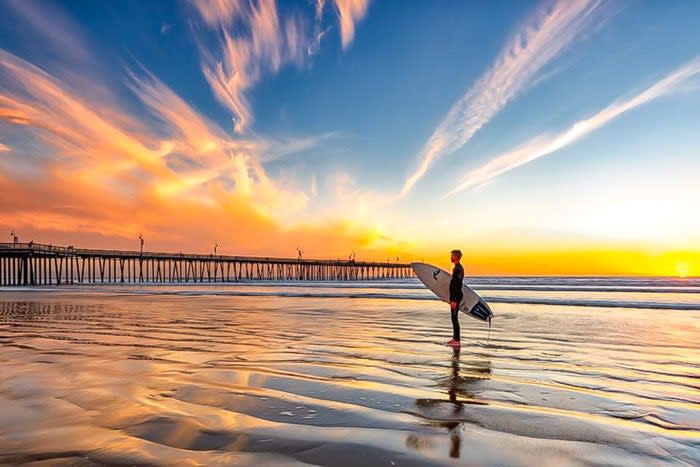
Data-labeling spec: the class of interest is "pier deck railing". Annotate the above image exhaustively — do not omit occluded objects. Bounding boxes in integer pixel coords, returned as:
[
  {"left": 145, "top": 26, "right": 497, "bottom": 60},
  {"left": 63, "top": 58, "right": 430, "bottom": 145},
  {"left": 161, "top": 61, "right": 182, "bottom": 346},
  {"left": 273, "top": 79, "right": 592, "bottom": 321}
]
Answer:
[{"left": 0, "top": 243, "right": 413, "bottom": 286}]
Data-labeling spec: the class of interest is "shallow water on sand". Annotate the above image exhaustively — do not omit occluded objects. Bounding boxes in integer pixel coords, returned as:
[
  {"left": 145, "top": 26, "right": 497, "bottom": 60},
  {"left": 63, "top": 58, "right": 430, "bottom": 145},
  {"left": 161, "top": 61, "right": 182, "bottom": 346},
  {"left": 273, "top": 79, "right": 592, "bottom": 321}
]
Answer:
[{"left": 0, "top": 278, "right": 699, "bottom": 466}]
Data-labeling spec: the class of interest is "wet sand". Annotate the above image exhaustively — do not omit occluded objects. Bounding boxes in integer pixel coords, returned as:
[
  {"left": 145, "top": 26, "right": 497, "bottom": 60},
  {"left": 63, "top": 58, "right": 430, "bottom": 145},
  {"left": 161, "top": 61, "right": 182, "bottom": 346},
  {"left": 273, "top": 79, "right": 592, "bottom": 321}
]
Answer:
[{"left": 0, "top": 279, "right": 698, "bottom": 466}]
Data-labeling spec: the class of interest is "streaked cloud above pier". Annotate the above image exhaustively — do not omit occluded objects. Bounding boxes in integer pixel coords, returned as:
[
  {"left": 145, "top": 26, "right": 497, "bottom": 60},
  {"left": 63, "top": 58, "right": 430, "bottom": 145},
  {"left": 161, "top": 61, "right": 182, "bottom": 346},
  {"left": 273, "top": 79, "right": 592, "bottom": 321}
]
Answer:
[{"left": 1, "top": 0, "right": 700, "bottom": 275}]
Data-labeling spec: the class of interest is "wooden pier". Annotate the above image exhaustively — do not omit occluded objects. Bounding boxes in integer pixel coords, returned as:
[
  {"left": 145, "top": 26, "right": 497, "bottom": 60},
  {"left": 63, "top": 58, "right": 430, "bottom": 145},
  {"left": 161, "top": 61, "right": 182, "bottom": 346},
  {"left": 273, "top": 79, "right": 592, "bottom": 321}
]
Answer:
[{"left": 0, "top": 243, "right": 414, "bottom": 286}]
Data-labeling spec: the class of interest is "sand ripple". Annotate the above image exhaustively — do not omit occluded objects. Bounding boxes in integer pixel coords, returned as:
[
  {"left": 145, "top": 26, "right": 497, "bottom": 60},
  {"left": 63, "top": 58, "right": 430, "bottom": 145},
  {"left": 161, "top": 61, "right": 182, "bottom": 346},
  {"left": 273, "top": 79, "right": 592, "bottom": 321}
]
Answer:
[{"left": 0, "top": 282, "right": 698, "bottom": 466}]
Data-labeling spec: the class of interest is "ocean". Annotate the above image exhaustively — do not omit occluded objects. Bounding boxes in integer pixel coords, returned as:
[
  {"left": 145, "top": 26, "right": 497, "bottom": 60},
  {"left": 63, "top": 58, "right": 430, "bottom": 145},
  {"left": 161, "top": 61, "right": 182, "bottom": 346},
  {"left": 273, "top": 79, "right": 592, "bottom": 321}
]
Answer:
[{"left": 1, "top": 277, "right": 698, "bottom": 466}]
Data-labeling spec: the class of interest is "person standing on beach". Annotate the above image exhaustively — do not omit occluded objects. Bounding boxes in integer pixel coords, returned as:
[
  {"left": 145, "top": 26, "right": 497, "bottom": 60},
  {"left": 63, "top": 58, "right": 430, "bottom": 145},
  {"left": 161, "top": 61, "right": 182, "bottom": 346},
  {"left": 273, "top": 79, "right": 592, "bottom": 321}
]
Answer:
[{"left": 447, "top": 250, "right": 464, "bottom": 347}]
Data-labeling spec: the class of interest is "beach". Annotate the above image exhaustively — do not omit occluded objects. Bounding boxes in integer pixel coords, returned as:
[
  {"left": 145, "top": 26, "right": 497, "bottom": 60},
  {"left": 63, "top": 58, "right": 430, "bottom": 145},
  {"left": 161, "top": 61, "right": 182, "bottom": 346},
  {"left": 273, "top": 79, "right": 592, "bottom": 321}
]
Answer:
[{"left": 0, "top": 277, "right": 698, "bottom": 466}]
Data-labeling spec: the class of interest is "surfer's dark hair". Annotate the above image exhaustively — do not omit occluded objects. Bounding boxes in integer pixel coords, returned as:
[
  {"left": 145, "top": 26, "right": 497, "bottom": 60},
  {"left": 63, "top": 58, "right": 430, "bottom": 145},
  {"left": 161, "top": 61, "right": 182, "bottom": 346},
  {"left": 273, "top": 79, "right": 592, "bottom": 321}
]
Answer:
[{"left": 450, "top": 249, "right": 462, "bottom": 259}]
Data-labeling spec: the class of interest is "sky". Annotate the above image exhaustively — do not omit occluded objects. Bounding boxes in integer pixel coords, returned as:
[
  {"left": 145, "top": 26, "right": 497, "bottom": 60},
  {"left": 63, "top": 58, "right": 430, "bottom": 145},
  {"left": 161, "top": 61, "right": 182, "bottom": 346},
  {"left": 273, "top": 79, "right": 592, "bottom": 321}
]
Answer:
[{"left": 1, "top": 0, "right": 699, "bottom": 276}]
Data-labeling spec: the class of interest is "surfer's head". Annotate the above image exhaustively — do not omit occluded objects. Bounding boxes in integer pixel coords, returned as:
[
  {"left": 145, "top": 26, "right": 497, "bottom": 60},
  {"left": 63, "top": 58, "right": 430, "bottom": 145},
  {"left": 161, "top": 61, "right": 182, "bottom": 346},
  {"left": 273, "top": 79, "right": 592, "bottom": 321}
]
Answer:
[{"left": 450, "top": 249, "right": 462, "bottom": 263}]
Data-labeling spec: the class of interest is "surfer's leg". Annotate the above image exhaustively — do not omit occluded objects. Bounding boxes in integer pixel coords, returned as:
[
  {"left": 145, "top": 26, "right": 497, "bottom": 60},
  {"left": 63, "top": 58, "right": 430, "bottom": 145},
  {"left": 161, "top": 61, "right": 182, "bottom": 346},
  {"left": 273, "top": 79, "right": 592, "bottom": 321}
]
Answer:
[{"left": 450, "top": 303, "right": 460, "bottom": 341}]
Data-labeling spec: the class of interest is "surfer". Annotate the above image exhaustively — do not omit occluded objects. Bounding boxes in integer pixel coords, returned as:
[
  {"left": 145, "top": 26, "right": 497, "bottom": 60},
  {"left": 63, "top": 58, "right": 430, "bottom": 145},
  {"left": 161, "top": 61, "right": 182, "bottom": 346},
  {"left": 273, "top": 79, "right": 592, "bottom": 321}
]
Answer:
[{"left": 447, "top": 249, "right": 464, "bottom": 347}]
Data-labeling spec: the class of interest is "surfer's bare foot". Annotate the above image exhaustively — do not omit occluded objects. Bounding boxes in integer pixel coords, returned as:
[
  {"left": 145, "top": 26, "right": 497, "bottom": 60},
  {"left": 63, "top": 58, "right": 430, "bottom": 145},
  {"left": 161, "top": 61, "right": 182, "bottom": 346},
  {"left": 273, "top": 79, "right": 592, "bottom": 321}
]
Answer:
[{"left": 446, "top": 339, "right": 461, "bottom": 347}]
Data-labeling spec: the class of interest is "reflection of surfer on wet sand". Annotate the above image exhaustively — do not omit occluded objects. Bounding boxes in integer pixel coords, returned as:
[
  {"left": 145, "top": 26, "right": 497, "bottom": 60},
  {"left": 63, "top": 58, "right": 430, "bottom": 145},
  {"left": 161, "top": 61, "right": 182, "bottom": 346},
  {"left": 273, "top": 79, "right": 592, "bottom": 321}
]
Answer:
[
  {"left": 407, "top": 348, "right": 492, "bottom": 459},
  {"left": 446, "top": 347, "right": 462, "bottom": 458}
]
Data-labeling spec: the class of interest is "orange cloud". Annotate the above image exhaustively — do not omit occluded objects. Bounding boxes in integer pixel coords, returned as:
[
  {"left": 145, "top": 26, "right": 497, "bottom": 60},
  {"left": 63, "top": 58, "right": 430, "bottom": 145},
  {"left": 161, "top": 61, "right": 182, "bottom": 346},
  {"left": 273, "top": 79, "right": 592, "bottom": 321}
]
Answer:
[
  {"left": 0, "top": 96, "right": 35, "bottom": 125},
  {"left": 0, "top": 168, "right": 391, "bottom": 258},
  {"left": 0, "top": 49, "right": 399, "bottom": 259}
]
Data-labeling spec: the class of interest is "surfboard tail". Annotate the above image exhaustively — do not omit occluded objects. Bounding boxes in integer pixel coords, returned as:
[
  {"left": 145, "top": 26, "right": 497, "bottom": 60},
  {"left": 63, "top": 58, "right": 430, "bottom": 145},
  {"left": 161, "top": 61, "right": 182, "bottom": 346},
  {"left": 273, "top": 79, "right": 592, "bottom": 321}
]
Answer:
[{"left": 469, "top": 299, "right": 493, "bottom": 322}]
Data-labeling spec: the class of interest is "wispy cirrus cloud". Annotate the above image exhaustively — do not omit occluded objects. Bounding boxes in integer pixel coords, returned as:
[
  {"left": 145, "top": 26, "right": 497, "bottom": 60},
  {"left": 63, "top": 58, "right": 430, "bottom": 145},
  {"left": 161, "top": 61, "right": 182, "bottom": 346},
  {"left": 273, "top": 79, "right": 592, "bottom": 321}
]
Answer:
[
  {"left": 402, "top": 0, "right": 609, "bottom": 195},
  {"left": 189, "top": 0, "right": 246, "bottom": 28},
  {"left": 190, "top": 0, "right": 370, "bottom": 133},
  {"left": 3, "top": 0, "right": 90, "bottom": 64},
  {"left": 308, "top": 0, "right": 328, "bottom": 56},
  {"left": 330, "top": 0, "right": 371, "bottom": 50},
  {"left": 309, "top": 0, "right": 369, "bottom": 54},
  {"left": 191, "top": 0, "right": 307, "bottom": 133},
  {"left": 449, "top": 56, "right": 700, "bottom": 194},
  {"left": 257, "top": 132, "right": 337, "bottom": 162}
]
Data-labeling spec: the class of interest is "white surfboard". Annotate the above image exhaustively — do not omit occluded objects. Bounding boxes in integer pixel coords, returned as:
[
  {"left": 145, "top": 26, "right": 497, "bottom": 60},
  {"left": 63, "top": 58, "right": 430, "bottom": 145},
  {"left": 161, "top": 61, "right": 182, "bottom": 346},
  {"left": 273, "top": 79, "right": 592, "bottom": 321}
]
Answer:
[{"left": 411, "top": 262, "right": 493, "bottom": 323}]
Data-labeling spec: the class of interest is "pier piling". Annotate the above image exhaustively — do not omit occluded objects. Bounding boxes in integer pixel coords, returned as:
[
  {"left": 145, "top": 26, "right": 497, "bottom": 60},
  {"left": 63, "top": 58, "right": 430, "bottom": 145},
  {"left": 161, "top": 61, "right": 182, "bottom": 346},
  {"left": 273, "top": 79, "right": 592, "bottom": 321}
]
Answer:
[{"left": 0, "top": 243, "right": 414, "bottom": 286}]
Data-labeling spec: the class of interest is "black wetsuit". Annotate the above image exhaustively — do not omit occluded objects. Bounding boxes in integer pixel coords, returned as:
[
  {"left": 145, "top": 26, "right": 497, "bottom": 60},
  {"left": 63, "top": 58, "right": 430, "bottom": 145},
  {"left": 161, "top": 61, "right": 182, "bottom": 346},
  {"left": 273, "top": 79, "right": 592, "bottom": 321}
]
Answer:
[{"left": 449, "top": 263, "right": 464, "bottom": 341}]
